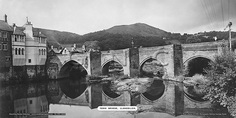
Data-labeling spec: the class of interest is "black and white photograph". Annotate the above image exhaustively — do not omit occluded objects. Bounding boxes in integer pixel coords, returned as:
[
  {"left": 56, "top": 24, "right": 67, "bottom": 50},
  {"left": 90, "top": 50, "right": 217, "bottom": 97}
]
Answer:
[{"left": 0, "top": 0, "right": 236, "bottom": 118}]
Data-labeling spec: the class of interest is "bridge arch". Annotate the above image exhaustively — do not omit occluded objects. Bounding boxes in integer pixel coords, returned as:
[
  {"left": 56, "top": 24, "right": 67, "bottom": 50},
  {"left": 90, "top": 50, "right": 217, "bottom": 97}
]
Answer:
[
  {"left": 101, "top": 59, "right": 124, "bottom": 76},
  {"left": 184, "top": 56, "right": 213, "bottom": 77},
  {"left": 58, "top": 60, "right": 88, "bottom": 79},
  {"left": 139, "top": 56, "right": 153, "bottom": 68},
  {"left": 183, "top": 56, "right": 212, "bottom": 102},
  {"left": 141, "top": 79, "right": 165, "bottom": 101},
  {"left": 139, "top": 57, "right": 165, "bottom": 78},
  {"left": 101, "top": 59, "right": 124, "bottom": 98},
  {"left": 184, "top": 55, "right": 213, "bottom": 65},
  {"left": 59, "top": 79, "right": 87, "bottom": 99}
]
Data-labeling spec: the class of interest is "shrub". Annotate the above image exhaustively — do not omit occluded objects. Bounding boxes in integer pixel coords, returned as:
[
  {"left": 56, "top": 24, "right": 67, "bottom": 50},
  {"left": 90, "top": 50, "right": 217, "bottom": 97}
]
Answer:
[{"left": 204, "top": 51, "right": 236, "bottom": 116}]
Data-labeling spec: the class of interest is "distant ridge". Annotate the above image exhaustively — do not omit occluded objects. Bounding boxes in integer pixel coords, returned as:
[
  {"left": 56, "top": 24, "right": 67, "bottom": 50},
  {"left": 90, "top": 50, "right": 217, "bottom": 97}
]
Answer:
[
  {"left": 36, "top": 28, "right": 81, "bottom": 47},
  {"left": 39, "top": 23, "right": 236, "bottom": 51},
  {"left": 105, "top": 23, "right": 169, "bottom": 37}
]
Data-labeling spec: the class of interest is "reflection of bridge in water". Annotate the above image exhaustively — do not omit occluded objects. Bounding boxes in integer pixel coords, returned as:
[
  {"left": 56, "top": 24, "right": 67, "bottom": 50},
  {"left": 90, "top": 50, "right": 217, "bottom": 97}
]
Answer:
[{"left": 46, "top": 41, "right": 231, "bottom": 116}]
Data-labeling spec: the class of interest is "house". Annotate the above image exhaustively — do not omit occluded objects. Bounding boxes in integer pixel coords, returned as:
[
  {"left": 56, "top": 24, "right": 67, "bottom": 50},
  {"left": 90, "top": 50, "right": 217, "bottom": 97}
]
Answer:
[
  {"left": 11, "top": 18, "right": 47, "bottom": 79},
  {"left": 0, "top": 15, "right": 13, "bottom": 81}
]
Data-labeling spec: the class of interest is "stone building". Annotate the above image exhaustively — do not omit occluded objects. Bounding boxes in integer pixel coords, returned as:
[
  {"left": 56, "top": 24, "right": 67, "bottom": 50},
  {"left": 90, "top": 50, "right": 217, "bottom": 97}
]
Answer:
[
  {"left": 11, "top": 19, "right": 47, "bottom": 79},
  {"left": 0, "top": 15, "right": 13, "bottom": 81}
]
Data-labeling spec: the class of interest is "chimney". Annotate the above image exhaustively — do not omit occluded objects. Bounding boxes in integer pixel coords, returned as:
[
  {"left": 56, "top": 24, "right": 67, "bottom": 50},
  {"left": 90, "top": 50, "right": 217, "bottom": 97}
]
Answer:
[
  {"left": 51, "top": 45, "right": 53, "bottom": 49},
  {"left": 13, "top": 23, "right": 16, "bottom": 33},
  {"left": 4, "top": 14, "right": 7, "bottom": 23}
]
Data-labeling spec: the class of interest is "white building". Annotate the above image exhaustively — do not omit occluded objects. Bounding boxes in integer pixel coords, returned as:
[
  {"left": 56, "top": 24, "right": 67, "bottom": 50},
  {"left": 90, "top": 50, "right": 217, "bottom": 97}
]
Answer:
[
  {"left": 12, "top": 20, "right": 47, "bottom": 78},
  {"left": 12, "top": 25, "right": 26, "bottom": 66}
]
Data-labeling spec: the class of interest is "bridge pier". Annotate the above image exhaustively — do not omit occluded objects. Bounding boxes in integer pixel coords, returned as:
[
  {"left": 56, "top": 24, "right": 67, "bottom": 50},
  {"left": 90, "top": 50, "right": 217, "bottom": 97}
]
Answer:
[
  {"left": 129, "top": 47, "right": 140, "bottom": 77},
  {"left": 90, "top": 51, "right": 102, "bottom": 76}
]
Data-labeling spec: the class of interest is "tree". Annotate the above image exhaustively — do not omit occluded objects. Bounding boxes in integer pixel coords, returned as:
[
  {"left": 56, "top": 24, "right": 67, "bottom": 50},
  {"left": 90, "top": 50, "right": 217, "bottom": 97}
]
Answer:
[
  {"left": 83, "top": 41, "right": 101, "bottom": 51},
  {"left": 186, "top": 35, "right": 201, "bottom": 43},
  {"left": 204, "top": 50, "right": 236, "bottom": 116}
]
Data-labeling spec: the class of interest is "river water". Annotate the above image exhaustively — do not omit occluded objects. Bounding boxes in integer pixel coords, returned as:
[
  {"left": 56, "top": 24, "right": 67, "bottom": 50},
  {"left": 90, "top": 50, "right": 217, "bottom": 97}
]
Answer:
[{"left": 0, "top": 77, "right": 208, "bottom": 118}]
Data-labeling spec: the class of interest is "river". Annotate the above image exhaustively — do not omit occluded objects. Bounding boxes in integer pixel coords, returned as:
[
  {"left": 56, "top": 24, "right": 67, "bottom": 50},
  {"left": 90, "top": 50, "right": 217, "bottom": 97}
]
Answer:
[{"left": 0, "top": 76, "right": 211, "bottom": 118}]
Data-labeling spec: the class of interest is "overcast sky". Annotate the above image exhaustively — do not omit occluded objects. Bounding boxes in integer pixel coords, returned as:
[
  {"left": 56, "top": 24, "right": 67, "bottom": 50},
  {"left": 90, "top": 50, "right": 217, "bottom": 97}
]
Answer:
[{"left": 0, "top": 0, "right": 235, "bottom": 35}]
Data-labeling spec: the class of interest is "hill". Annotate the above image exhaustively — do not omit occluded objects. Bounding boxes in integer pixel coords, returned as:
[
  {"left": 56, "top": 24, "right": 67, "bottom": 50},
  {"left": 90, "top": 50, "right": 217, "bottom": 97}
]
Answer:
[
  {"left": 71, "top": 23, "right": 171, "bottom": 50},
  {"left": 40, "top": 23, "right": 236, "bottom": 51},
  {"left": 36, "top": 28, "right": 81, "bottom": 47},
  {"left": 78, "top": 31, "right": 167, "bottom": 51},
  {"left": 106, "top": 23, "right": 169, "bottom": 37}
]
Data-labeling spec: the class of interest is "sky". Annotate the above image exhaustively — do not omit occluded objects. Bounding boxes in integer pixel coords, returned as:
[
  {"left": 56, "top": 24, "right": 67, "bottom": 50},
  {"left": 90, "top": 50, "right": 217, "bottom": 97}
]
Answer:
[{"left": 0, "top": 0, "right": 235, "bottom": 35}]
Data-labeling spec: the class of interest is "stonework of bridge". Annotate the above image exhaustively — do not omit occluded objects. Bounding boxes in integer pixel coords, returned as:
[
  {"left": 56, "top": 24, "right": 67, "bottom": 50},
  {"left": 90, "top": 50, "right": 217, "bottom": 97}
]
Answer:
[
  {"left": 182, "top": 41, "right": 223, "bottom": 65},
  {"left": 47, "top": 41, "right": 226, "bottom": 79},
  {"left": 46, "top": 41, "right": 229, "bottom": 117}
]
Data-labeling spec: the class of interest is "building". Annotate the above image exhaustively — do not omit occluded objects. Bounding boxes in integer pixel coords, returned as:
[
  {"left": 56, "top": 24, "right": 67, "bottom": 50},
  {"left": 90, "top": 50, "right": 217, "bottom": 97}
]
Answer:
[
  {"left": 13, "top": 84, "right": 49, "bottom": 118},
  {"left": 0, "top": 14, "right": 13, "bottom": 80},
  {"left": 12, "top": 19, "right": 47, "bottom": 79}
]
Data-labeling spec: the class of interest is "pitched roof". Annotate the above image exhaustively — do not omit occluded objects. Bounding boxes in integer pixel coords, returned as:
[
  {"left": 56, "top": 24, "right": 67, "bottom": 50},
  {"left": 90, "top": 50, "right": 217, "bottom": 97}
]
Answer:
[
  {"left": 13, "top": 26, "right": 25, "bottom": 35},
  {"left": 10, "top": 25, "right": 46, "bottom": 38},
  {"left": 0, "top": 20, "right": 13, "bottom": 31},
  {"left": 49, "top": 48, "right": 60, "bottom": 54}
]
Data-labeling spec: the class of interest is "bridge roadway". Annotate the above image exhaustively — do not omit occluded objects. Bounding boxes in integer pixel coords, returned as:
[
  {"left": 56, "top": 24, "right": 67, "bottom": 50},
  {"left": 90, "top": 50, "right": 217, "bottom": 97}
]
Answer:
[{"left": 46, "top": 41, "right": 230, "bottom": 117}]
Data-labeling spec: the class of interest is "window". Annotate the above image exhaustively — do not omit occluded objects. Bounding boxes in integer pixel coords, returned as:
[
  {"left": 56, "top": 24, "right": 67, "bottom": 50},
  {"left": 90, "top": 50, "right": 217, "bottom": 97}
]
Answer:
[
  {"left": 21, "top": 36, "right": 23, "bottom": 42},
  {"left": 18, "top": 48, "right": 21, "bottom": 55},
  {"left": 39, "top": 49, "right": 40, "bottom": 55},
  {"left": 15, "top": 35, "right": 17, "bottom": 41},
  {"left": 41, "top": 38, "right": 46, "bottom": 44},
  {"left": 28, "top": 59, "right": 31, "bottom": 63},
  {"left": 2, "top": 32, "right": 7, "bottom": 38},
  {"left": 0, "top": 32, "right": 2, "bottom": 37},
  {"left": 22, "top": 36, "right": 25, "bottom": 42},
  {"left": 15, "top": 48, "right": 17, "bottom": 55},
  {"left": 22, "top": 48, "right": 24, "bottom": 55},
  {"left": 0, "top": 44, "right": 2, "bottom": 50},
  {"left": 3, "top": 44, "right": 7, "bottom": 50},
  {"left": 29, "top": 100, "right": 32, "bottom": 104},
  {"left": 6, "top": 57, "right": 10, "bottom": 61}
]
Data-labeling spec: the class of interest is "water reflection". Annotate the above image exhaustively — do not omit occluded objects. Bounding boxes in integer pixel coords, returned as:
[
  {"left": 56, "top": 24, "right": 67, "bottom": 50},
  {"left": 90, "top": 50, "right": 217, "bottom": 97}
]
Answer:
[
  {"left": 0, "top": 76, "right": 210, "bottom": 118},
  {"left": 59, "top": 77, "right": 87, "bottom": 99},
  {"left": 0, "top": 73, "right": 89, "bottom": 118},
  {"left": 0, "top": 82, "right": 49, "bottom": 118}
]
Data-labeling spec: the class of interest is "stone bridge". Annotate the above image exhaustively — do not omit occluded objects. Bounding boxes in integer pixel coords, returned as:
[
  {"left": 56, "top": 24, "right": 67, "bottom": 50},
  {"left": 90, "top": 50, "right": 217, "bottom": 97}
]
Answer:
[
  {"left": 46, "top": 41, "right": 226, "bottom": 79},
  {"left": 46, "top": 41, "right": 230, "bottom": 117}
]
